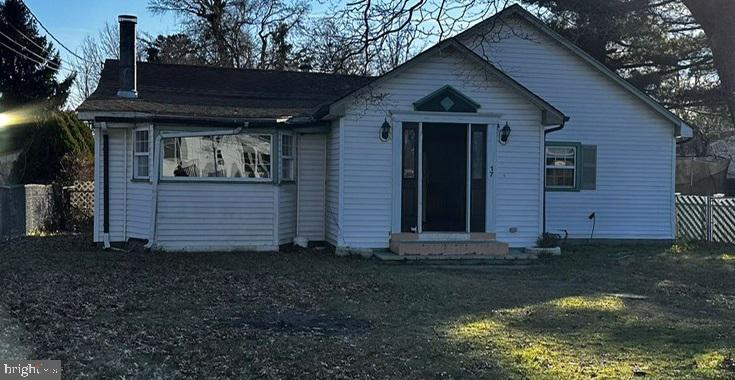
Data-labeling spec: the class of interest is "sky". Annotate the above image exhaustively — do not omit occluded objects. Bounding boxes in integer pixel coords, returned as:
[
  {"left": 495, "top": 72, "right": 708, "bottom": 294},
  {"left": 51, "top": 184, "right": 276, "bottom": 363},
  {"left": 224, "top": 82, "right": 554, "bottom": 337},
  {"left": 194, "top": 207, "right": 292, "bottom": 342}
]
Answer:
[
  {"left": 20, "top": 0, "right": 498, "bottom": 72},
  {"left": 23, "top": 0, "right": 181, "bottom": 68}
]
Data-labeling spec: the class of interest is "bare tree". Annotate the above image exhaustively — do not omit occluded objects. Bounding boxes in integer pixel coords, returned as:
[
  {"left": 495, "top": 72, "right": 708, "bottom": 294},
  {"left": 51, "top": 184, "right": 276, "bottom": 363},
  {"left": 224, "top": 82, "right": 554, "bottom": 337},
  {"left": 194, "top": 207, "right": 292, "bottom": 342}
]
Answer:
[
  {"left": 148, "top": 0, "right": 308, "bottom": 69},
  {"left": 295, "top": 0, "right": 512, "bottom": 76},
  {"left": 69, "top": 23, "right": 117, "bottom": 107}
]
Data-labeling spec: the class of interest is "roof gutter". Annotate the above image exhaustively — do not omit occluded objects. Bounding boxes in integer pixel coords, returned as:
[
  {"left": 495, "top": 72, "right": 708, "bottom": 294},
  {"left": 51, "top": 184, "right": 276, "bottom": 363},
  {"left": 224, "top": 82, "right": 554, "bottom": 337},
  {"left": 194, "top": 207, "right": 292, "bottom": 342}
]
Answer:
[
  {"left": 542, "top": 116, "right": 569, "bottom": 235},
  {"left": 81, "top": 112, "right": 330, "bottom": 129}
]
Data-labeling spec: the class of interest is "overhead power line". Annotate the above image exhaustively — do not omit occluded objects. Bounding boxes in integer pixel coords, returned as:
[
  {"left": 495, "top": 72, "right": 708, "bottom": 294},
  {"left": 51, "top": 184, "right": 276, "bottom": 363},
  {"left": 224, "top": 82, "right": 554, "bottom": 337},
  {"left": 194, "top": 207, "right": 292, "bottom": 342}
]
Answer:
[
  {"left": 18, "top": 0, "right": 86, "bottom": 62},
  {"left": 0, "top": 30, "right": 62, "bottom": 70},
  {"left": 7, "top": 20, "right": 49, "bottom": 55},
  {"left": 0, "top": 38, "right": 75, "bottom": 74}
]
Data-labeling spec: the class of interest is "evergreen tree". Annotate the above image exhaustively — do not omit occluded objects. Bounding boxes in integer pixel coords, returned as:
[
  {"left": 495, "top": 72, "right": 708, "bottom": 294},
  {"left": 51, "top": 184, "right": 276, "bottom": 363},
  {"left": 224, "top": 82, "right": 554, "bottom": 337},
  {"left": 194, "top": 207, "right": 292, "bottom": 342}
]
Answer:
[
  {"left": 144, "top": 33, "right": 206, "bottom": 66},
  {"left": 521, "top": 0, "right": 729, "bottom": 143},
  {"left": 269, "top": 23, "right": 292, "bottom": 71},
  {"left": 11, "top": 111, "right": 93, "bottom": 184},
  {"left": 0, "top": 0, "right": 87, "bottom": 184},
  {"left": 0, "top": 0, "right": 74, "bottom": 108}
]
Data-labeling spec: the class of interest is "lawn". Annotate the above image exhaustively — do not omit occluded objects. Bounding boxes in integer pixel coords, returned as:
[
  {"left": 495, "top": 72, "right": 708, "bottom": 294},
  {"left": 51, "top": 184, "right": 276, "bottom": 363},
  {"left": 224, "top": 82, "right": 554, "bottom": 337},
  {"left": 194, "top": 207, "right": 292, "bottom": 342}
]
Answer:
[{"left": 0, "top": 236, "right": 734, "bottom": 379}]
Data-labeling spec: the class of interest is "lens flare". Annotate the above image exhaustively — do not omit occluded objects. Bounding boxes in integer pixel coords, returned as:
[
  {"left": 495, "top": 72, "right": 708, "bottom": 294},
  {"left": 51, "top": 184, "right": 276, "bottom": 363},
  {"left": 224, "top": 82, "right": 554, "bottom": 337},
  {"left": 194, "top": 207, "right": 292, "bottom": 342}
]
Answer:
[
  {"left": 0, "top": 113, "right": 10, "bottom": 128},
  {"left": 0, "top": 106, "right": 42, "bottom": 128}
]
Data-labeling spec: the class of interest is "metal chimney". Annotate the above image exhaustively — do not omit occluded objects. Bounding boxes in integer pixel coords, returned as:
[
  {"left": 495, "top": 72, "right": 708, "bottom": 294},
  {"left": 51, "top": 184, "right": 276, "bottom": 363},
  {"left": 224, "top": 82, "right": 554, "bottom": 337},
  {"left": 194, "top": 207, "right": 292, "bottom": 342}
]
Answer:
[{"left": 117, "top": 15, "right": 138, "bottom": 98}]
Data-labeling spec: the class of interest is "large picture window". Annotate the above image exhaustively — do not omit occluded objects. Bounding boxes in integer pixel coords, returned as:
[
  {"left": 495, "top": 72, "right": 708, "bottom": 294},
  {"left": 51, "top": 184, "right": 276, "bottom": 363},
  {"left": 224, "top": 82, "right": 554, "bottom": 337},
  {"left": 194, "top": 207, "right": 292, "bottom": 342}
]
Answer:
[
  {"left": 161, "top": 132, "right": 272, "bottom": 180},
  {"left": 133, "top": 128, "right": 150, "bottom": 179},
  {"left": 545, "top": 144, "right": 578, "bottom": 190}
]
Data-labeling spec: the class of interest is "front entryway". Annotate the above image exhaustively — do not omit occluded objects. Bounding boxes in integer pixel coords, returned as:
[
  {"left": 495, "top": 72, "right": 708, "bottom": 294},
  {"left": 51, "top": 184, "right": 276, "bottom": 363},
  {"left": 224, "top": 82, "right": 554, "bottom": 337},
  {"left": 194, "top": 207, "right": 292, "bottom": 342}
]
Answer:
[
  {"left": 423, "top": 123, "right": 467, "bottom": 231},
  {"left": 401, "top": 122, "right": 487, "bottom": 233}
]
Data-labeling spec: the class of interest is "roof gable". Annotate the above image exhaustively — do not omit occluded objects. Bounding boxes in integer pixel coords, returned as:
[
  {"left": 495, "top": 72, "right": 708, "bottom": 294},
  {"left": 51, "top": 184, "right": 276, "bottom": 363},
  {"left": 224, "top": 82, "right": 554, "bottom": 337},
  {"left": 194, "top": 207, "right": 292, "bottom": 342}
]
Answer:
[
  {"left": 413, "top": 85, "right": 481, "bottom": 112},
  {"left": 328, "top": 39, "right": 566, "bottom": 125},
  {"left": 455, "top": 4, "right": 692, "bottom": 137}
]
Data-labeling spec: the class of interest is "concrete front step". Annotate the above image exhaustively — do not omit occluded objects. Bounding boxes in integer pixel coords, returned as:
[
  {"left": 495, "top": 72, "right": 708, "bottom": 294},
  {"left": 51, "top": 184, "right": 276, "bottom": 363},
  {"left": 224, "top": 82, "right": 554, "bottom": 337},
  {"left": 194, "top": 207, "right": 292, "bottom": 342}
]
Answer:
[
  {"left": 390, "top": 232, "right": 496, "bottom": 241},
  {"left": 389, "top": 239, "right": 510, "bottom": 256},
  {"left": 374, "top": 251, "right": 537, "bottom": 265}
]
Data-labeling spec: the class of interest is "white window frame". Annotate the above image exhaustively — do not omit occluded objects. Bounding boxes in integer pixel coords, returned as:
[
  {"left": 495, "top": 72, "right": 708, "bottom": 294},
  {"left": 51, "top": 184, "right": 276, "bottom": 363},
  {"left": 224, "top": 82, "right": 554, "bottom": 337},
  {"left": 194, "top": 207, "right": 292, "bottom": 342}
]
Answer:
[
  {"left": 133, "top": 126, "right": 151, "bottom": 180},
  {"left": 158, "top": 130, "right": 274, "bottom": 183},
  {"left": 280, "top": 133, "right": 295, "bottom": 182},
  {"left": 545, "top": 144, "right": 578, "bottom": 190}
]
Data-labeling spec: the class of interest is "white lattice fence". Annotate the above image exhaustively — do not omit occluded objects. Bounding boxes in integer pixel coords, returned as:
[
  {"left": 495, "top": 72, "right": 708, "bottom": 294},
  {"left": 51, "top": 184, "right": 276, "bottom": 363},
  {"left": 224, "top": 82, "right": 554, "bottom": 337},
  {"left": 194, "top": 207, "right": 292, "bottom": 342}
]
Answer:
[
  {"left": 676, "top": 194, "right": 735, "bottom": 243},
  {"left": 711, "top": 197, "right": 735, "bottom": 243},
  {"left": 62, "top": 181, "right": 94, "bottom": 231},
  {"left": 676, "top": 195, "right": 707, "bottom": 241}
]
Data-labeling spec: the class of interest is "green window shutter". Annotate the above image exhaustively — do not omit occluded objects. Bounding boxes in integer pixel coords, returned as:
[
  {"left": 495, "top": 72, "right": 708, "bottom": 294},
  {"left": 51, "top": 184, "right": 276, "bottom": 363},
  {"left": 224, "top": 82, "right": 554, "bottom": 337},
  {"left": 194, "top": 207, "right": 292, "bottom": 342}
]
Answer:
[{"left": 581, "top": 145, "right": 597, "bottom": 190}]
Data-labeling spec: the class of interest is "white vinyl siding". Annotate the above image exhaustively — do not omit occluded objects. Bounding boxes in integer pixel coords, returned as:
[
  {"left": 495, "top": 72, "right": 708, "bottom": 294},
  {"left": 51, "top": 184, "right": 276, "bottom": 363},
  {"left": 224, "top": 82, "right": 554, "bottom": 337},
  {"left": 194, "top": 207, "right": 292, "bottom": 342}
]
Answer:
[
  {"left": 339, "top": 48, "right": 543, "bottom": 248},
  {"left": 126, "top": 128, "right": 152, "bottom": 239},
  {"left": 125, "top": 181, "right": 152, "bottom": 239},
  {"left": 94, "top": 126, "right": 149, "bottom": 243},
  {"left": 297, "top": 134, "right": 327, "bottom": 242},
  {"left": 325, "top": 121, "right": 341, "bottom": 246},
  {"left": 278, "top": 183, "right": 297, "bottom": 245},
  {"left": 460, "top": 15, "right": 676, "bottom": 240},
  {"left": 154, "top": 182, "right": 277, "bottom": 251}
]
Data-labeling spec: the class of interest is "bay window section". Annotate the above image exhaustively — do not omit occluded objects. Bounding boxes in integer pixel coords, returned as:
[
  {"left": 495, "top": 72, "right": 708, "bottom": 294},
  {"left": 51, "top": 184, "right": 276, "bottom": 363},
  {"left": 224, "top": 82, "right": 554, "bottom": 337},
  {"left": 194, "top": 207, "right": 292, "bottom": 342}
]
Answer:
[{"left": 161, "top": 132, "right": 272, "bottom": 180}]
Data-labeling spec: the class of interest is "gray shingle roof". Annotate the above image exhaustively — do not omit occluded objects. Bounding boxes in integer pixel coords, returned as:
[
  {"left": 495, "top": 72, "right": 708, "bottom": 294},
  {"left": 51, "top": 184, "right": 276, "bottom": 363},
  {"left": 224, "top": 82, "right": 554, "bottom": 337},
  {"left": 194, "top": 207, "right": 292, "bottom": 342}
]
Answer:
[{"left": 77, "top": 60, "right": 373, "bottom": 120}]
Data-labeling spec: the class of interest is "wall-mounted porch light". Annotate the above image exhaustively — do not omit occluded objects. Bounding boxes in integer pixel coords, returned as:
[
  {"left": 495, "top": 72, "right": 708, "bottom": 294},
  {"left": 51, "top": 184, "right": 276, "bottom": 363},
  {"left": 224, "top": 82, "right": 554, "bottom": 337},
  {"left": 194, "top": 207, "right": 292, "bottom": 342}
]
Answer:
[
  {"left": 498, "top": 122, "right": 511, "bottom": 145},
  {"left": 379, "top": 119, "right": 392, "bottom": 142}
]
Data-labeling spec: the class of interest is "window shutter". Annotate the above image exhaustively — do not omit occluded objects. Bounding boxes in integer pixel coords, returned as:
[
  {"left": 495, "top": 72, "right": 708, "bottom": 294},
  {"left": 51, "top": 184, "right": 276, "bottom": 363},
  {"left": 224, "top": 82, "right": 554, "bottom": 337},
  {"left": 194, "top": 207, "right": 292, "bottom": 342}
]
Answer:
[{"left": 581, "top": 145, "right": 597, "bottom": 190}]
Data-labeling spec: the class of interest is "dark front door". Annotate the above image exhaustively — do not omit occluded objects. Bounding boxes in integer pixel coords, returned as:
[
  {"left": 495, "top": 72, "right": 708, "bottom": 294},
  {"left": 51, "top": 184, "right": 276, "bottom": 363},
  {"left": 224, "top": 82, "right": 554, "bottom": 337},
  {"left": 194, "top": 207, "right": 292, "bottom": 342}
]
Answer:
[{"left": 422, "top": 123, "right": 467, "bottom": 231}]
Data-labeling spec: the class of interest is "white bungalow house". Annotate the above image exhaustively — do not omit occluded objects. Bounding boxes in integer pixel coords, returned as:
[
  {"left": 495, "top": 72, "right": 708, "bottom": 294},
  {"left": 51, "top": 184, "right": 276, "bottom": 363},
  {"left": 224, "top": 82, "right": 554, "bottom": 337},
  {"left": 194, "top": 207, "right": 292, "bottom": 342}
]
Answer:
[{"left": 78, "top": 6, "right": 692, "bottom": 254}]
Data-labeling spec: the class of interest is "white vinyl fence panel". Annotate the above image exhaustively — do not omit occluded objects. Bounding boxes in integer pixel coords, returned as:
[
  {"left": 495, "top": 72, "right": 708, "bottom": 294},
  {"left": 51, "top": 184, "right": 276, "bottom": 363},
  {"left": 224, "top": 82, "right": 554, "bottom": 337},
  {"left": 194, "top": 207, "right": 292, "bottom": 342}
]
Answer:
[{"left": 676, "top": 194, "right": 735, "bottom": 243}]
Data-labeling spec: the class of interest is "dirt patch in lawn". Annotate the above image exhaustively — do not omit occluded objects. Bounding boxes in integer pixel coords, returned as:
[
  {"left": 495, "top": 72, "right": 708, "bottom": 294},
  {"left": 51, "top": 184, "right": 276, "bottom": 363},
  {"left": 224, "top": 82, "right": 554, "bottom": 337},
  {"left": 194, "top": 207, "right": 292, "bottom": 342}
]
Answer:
[
  {"left": 0, "top": 235, "right": 733, "bottom": 379},
  {"left": 216, "top": 309, "right": 371, "bottom": 333}
]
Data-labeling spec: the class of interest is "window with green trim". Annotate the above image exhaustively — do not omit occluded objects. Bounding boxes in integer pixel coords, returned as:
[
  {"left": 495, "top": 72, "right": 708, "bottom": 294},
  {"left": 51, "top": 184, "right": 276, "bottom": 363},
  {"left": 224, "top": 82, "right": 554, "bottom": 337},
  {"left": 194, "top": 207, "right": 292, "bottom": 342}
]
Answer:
[{"left": 545, "top": 144, "right": 578, "bottom": 190}]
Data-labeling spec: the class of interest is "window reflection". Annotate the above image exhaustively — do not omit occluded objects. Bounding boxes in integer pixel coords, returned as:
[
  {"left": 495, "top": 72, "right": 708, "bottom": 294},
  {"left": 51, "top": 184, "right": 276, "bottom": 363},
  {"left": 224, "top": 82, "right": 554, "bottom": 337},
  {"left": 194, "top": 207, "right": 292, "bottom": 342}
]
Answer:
[{"left": 162, "top": 133, "right": 272, "bottom": 179}]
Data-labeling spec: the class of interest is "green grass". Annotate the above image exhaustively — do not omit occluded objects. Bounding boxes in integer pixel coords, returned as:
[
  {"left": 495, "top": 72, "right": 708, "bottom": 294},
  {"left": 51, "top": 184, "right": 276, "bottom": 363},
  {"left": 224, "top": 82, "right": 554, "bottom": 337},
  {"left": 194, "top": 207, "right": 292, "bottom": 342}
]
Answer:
[{"left": 0, "top": 236, "right": 734, "bottom": 379}]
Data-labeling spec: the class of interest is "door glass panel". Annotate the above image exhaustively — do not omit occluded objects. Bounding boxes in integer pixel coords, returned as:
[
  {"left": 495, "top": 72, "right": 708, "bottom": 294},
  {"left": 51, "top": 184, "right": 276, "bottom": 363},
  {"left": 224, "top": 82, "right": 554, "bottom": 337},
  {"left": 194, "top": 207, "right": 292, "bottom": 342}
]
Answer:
[
  {"left": 471, "top": 130, "right": 484, "bottom": 179},
  {"left": 470, "top": 124, "right": 487, "bottom": 233},
  {"left": 403, "top": 128, "right": 416, "bottom": 179},
  {"left": 401, "top": 123, "right": 419, "bottom": 232}
]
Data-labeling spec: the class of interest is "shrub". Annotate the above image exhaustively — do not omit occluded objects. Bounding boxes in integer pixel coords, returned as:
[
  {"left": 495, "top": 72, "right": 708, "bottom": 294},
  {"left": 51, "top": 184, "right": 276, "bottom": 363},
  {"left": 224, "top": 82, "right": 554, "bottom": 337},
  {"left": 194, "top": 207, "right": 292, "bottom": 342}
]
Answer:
[
  {"left": 536, "top": 233, "right": 561, "bottom": 248},
  {"left": 11, "top": 111, "right": 93, "bottom": 184}
]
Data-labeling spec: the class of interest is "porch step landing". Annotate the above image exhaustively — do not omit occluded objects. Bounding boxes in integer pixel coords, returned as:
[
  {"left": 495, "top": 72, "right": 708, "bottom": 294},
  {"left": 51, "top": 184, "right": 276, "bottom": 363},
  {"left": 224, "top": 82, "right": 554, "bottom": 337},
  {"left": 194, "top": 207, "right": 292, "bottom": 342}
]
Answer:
[
  {"left": 374, "top": 251, "right": 537, "bottom": 265},
  {"left": 389, "top": 233, "right": 511, "bottom": 257}
]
